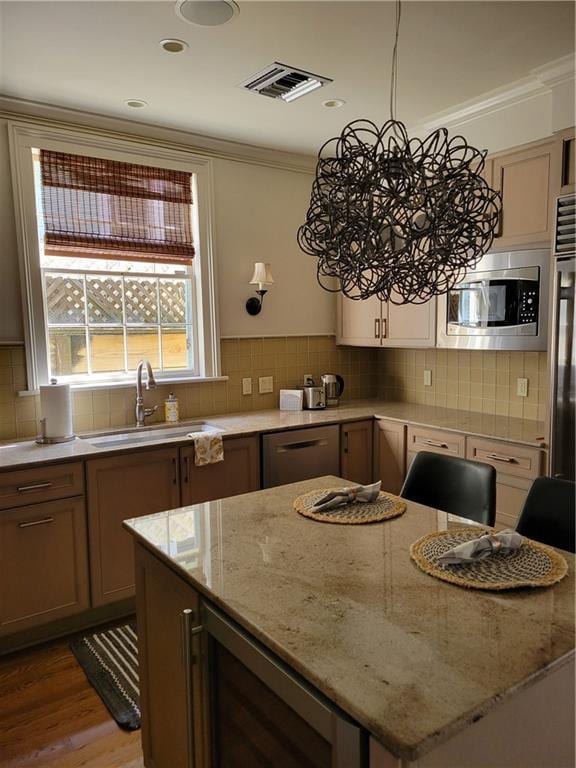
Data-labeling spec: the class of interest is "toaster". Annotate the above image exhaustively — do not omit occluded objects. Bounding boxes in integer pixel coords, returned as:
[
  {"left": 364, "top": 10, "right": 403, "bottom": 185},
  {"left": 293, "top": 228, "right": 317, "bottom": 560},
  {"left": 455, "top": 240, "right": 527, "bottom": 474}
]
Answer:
[{"left": 303, "top": 386, "right": 326, "bottom": 410}]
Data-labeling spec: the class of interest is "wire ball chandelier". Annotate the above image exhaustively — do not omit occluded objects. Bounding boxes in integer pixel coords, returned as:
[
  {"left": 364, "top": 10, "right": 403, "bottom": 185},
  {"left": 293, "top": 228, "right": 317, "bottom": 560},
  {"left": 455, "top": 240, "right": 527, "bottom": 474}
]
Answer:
[{"left": 297, "top": 1, "right": 502, "bottom": 304}]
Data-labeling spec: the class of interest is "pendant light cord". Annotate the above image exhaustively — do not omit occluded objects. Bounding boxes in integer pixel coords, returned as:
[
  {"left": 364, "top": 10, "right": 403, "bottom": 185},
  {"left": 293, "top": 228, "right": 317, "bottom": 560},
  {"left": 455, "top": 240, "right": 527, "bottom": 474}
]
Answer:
[{"left": 389, "top": 0, "right": 402, "bottom": 122}]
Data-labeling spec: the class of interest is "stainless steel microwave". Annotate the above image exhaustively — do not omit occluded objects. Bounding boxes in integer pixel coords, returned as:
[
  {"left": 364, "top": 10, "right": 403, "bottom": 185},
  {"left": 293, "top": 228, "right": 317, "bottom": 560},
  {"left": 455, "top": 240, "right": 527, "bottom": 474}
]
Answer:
[{"left": 437, "top": 250, "right": 549, "bottom": 350}]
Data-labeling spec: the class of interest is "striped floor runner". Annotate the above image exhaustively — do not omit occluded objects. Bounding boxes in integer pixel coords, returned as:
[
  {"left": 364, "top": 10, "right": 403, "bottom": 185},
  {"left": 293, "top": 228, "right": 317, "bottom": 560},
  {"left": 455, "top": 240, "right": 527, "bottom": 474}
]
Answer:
[{"left": 70, "top": 622, "right": 141, "bottom": 730}]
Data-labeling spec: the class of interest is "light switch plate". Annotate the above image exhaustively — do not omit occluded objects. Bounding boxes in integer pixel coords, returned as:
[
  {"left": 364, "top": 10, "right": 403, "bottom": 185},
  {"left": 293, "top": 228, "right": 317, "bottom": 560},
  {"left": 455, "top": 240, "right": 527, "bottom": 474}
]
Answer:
[
  {"left": 242, "top": 377, "right": 252, "bottom": 395},
  {"left": 259, "top": 376, "right": 274, "bottom": 394},
  {"left": 423, "top": 369, "right": 432, "bottom": 387},
  {"left": 517, "top": 377, "right": 529, "bottom": 397}
]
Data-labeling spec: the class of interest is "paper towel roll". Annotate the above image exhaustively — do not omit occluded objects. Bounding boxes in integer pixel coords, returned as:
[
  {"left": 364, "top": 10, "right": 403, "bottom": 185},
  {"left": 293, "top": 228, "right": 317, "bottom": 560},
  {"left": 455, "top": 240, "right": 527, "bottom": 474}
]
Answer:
[{"left": 40, "top": 383, "right": 74, "bottom": 439}]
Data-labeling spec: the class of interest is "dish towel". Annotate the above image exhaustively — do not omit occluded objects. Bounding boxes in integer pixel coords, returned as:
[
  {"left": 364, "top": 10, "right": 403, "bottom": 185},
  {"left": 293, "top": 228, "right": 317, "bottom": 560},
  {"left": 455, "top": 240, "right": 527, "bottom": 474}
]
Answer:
[
  {"left": 437, "top": 529, "right": 523, "bottom": 566},
  {"left": 310, "top": 481, "right": 381, "bottom": 514},
  {"left": 188, "top": 432, "right": 224, "bottom": 466}
]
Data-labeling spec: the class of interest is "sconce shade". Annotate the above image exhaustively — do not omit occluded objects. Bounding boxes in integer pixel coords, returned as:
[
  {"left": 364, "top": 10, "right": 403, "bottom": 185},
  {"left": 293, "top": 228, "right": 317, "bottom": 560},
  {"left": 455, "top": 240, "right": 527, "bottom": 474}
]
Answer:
[{"left": 249, "top": 262, "right": 274, "bottom": 288}]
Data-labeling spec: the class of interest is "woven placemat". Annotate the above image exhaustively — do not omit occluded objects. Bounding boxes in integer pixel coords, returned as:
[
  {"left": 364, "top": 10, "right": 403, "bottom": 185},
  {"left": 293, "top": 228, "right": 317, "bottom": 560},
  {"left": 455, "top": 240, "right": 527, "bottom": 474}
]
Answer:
[
  {"left": 410, "top": 528, "right": 569, "bottom": 590},
  {"left": 293, "top": 488, "right": 407, "bottom": 525}
]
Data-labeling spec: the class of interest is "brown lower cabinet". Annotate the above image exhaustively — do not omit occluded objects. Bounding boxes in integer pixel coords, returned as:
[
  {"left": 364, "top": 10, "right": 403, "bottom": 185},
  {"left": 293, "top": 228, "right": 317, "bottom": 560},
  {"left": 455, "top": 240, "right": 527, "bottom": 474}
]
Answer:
[
  {"left": 340, "top": 420, "right": 374, "bottom": 485},
  {"left": 374, "top": 419, "right": 406, "bottom": 495},
  {"left": 181, "top": 436, "right": 260, "bottom": 505},
  {"left": 0, "top": 497, "right": 89, "bottom": 636},
  {"left": 135, "top": 544, "right": 202, "bottom": 768},
  {"left": 87, "top": 447, "right": 181, "bottom": 606}
]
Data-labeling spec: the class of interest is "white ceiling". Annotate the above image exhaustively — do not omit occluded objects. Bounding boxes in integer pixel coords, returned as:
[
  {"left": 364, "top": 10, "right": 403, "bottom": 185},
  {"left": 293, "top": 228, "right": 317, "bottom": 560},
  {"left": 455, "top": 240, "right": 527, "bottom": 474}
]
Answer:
[{"left": 0, "top": 1, "right": 574, "bottom": 155}]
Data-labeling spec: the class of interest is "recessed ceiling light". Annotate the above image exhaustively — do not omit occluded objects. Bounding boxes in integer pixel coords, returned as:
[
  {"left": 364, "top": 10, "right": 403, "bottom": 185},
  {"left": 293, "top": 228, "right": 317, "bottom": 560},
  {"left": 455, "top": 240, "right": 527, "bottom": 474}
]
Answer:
[
  {"left": 159, "top": 38, "right": 189, "bottom": 54},
  {"left": 175, "top": 0, "right": 239, "bottom": 27},
  {"left": 323, "top": 99, "right": 346, "bottom": 109},
  {"left": 124, "top": 99, "right": 148, "bottom": 109}
]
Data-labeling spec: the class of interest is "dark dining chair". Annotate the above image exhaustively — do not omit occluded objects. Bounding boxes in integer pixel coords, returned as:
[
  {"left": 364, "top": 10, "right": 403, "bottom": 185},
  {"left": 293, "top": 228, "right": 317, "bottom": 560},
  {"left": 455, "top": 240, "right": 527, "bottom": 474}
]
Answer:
[
  {"left": 400, "top": 451, "right": 497, "bottom": 526},
  {"left": 516, "top": 476, "right": 575, "bottom": 553}
]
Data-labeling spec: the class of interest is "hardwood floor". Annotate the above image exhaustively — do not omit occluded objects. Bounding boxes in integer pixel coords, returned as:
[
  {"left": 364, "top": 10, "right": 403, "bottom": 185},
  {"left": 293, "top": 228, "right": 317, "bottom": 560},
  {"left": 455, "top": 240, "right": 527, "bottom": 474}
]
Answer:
[{"left": 0, "top": 638, "right": 143, "bottom": 768}]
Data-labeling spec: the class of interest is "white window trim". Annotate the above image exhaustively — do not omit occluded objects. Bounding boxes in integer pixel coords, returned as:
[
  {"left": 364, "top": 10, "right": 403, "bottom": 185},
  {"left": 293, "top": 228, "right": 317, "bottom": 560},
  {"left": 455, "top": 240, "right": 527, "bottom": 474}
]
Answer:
[{"left": 8, "top": 121, "right": 221, "bottom": 390}]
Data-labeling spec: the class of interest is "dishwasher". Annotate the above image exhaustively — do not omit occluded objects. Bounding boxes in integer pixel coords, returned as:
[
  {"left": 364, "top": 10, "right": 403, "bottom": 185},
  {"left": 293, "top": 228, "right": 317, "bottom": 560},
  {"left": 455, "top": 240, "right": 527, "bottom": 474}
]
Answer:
[{"left": 262, "top": 425, "right": 340, "bottom": 488}]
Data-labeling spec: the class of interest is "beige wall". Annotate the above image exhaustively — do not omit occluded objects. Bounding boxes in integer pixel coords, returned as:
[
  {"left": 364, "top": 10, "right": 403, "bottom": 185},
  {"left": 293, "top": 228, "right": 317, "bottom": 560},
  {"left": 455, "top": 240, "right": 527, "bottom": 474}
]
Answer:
[
  {"left": 378, "top": 348, "right": 547, "bottom": 422},
  {"left": 0, "top": 338, "right": 378, "bottom": 440}
]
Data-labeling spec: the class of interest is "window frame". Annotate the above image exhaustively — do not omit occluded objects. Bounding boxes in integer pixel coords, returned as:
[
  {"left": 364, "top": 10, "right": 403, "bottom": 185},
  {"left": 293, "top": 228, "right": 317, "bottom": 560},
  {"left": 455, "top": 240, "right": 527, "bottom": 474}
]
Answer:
[{"left": 9, "top": 122, "right": 221, "bottom": 390}]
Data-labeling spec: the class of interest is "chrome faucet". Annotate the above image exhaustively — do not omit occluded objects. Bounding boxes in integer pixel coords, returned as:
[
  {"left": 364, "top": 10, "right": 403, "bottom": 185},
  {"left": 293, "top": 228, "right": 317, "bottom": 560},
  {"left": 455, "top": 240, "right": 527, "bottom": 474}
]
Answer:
[{"left": 135, "top": 359, "right": 158, "bottom": 427}]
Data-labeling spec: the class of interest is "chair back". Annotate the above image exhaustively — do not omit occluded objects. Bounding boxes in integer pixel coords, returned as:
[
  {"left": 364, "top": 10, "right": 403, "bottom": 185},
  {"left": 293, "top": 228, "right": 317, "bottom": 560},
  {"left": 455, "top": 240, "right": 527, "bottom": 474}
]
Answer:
[
  {"left": 400, "top": 451, "right": 496, "bottom": 526},
  {"left": 516, "top": 477, "right": 575, "bottom": 553}
]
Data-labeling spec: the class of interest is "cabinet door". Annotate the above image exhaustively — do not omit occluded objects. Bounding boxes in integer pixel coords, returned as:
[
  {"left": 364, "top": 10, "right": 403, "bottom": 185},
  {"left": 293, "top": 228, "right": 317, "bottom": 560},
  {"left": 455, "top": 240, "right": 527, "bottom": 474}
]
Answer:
[
  {"left": 0, "top": 497, "right": 89, "bottom": 636},
  {"left": 491, "top": 140, "right": 558, "bottom": 249},
  {"left": 340, "top": 420, "right": 374, "bottom": 485},
  {"left": 135, "top": 544, "right": 202, "bottom": 768},
  {"left": 383, "top": 296, "right": 436, "bottom": 348},
  {"left": 87, "top": 448, "right": 180, "bottom": 606},
  {"left": 181, "top": 436, "right": 260, "bottom": 505},
  {"left": 556, "top": 127, "right": 575, "bottom": 195},
  {"left": 374, "top": 419, "right": 406, "bottom": 495},
  {"left": 337, "top": 294, "right": 382, "bottom": 347}
]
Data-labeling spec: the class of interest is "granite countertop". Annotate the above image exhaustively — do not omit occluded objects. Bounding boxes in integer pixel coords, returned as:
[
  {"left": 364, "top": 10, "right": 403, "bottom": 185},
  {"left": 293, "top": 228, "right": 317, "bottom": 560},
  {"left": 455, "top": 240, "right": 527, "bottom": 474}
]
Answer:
[
  {"left": 0, "top": 400, "right": 546, "bottom": 470},
  {"left": 124, "top": 476, "right": 575, "bottom": 760}
]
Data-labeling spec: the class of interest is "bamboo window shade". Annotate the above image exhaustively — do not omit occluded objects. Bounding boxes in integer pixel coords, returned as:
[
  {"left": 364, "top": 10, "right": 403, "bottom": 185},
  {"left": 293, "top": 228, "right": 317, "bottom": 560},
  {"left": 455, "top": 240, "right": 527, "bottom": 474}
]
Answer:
[{"left": 39, "top": 150, "right": 195, "bottom": 265}]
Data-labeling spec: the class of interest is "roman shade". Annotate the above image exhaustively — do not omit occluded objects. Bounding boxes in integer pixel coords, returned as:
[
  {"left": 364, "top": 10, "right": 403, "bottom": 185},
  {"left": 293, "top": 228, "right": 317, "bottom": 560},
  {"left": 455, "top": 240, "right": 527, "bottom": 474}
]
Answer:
[{"left": 40, "top": 150, "right": 195, "bottom": 265}]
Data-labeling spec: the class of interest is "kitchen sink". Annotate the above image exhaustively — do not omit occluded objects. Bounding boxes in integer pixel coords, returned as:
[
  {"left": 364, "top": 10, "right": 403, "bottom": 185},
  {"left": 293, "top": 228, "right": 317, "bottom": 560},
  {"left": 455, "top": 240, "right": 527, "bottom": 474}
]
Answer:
[{"left": 81, "top": 422, "right": 221, "bottom": 449}]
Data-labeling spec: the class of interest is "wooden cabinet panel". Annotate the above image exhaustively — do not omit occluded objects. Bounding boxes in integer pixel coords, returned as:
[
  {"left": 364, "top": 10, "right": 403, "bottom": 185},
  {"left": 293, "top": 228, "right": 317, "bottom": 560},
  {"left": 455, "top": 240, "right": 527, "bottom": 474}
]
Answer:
[
  {"left": 0, "top": 462, "right": 84, "bottom": 511},
  {"left": 337, "top": 294, "right": 381, "bottom": 347},
  {"left": 135, "top": 544, "right": 200, "bottom": 768},
  {"left": 0, "top": 497, "right": 89, "bottom": 636},
  {"left": 466, "top": 437, "right": 542, "bottom": 481},
  {"left": 407, "top": 426, "right": 465, "bottom": 461},
  {"left": 87, "top": 448, "right": 180, "bottom": 606},
  {"left": 491, "top": 140, "right": 558, "bottom": 249},
  {"left": 494, "top": 476, "right": 532, "bottom": 531},
  {"left": 374, "top": 419, "right": 406, "bottom": 495},
  {"left": 181, "top": 436, "right": 260, "bottom": 505},
  {"left": 557, "top": 127, "right": 575, "bottom": 194},
  {"left": 340, "top": 420, "right": 373, "bottom": 485},
  {"left": 383, "top": 298, "right": 436, "bottom": 348}
]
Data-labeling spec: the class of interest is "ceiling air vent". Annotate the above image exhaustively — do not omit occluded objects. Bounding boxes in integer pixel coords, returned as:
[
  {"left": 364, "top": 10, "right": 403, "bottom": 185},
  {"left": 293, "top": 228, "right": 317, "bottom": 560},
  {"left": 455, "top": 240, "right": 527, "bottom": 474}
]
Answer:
[{"left": 239, "top": 62, "right": 333, "bottom": 103}]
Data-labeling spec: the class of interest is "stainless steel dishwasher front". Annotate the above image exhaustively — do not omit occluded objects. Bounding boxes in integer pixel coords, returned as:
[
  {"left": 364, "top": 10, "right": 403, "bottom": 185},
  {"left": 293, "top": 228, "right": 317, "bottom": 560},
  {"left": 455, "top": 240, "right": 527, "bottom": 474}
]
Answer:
[{"left": 262, "top": 425, "right": 340, "bottom": 488}]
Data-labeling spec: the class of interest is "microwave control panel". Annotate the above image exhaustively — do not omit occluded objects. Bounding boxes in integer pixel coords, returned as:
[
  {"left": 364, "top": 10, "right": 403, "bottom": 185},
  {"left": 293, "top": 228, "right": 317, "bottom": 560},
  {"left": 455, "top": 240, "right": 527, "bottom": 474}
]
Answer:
[{"left": 518, "top": 287, "right": 539, "bottom": 325}]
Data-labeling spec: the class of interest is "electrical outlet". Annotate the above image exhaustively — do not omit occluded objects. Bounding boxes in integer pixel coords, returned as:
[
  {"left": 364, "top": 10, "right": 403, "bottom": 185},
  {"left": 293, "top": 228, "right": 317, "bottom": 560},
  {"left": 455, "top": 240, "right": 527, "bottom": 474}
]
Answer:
[
  {"left": 303, "top": 374, "right": 314, "bottom": 386},
  {"left": 259, "top": 376, "right": 274, "bottom": 394},
  {"left": 423, "top": 369, "right": 432, "bottom": 387},
  {"left": 517, "top": 377, "right": 529, "bottom": 397},
  {"left": 242, "top": 377, "right": 252, "bottom": 395}
]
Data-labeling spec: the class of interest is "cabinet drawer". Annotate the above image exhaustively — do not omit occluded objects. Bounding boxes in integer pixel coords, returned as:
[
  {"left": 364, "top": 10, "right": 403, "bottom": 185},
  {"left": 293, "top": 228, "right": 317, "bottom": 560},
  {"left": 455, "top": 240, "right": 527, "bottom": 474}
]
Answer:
[
  {"left": 0, "top": 497, "right": 89, "bottom": 636},
  {"left": 0, "top": 462, "right": 84, "bottom": 510},
  {"left": 407, "top": 426, "right": 465, "bottom": 458},
  {"left": 466, "top": 437, "right": 542, "bottom": 480}
]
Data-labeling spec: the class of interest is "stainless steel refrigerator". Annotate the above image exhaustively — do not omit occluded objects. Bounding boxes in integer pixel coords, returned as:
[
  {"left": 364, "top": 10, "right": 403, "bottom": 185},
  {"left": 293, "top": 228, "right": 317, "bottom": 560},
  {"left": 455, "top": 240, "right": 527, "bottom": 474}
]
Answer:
[{"left": 550, "top": 195, "right": 575, "bottom": 481}]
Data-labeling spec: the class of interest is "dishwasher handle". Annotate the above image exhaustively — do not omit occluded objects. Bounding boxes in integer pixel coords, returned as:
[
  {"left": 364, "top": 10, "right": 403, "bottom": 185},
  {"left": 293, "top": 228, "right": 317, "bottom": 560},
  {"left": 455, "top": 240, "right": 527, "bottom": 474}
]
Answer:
[{"left": 277, "top": 438, "right": 328, "bottom": 452}]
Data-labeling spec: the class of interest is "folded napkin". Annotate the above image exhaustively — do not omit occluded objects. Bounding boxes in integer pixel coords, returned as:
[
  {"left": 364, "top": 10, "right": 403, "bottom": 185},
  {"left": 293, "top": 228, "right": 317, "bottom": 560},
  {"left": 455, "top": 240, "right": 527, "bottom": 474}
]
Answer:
[
  {"left": 310, "top": 481, "right": 381, "bottom": 514},
  {"left": 188, "top": 432, "right": 224, "bottom": 466},
  {"left": 437, "top": 529, "right": 523, "bottom": 566}
]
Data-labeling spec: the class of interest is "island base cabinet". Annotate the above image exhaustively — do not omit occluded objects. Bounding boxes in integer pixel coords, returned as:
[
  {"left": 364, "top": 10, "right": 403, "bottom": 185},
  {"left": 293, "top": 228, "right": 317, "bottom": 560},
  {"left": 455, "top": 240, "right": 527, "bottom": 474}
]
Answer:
[
  {"left": 87, "top": 448, "right": 180, "bottom": 606},
  {"left": 135, "top": 544, "right": 202, "bottom": 768},
  {"left": 0, "top": 498, "right": 89, "bottom": 637}
]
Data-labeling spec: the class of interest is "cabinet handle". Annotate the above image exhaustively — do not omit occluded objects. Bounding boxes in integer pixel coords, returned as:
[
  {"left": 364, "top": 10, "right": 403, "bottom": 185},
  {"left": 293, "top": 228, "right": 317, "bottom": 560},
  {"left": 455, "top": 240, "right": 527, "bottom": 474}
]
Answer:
[
  {"left": 18, "top": 516, "right": 54, "bottom": 529},
  {"left": 344, "top": 430, "right": 349, "bottom": 454},
  {"left": 486, "top": 452, "right": 516, "bottom": 464},
  {"left": 374, "top": 318, "right": 380, "bottom": 339},
  {"left": 172, "top": 457, "right": 178, "bottom": 485},
  {"left": 277, "top": 439, "right": 327, "bottom": 452},
  {"left": 16, "top": 481, "right": 53, "bottom": 493},
  {"left": 424, "top": 439, "right": 448, "bottom": 449},
  {"left": 494, "top": 167, "right": 504, "bottom": 237},
  {"left": 382, "top": 318, "right": 387, "bottom": 339},
  {"left": 184, "top": 455, "right": 190, "bottom": 484}
]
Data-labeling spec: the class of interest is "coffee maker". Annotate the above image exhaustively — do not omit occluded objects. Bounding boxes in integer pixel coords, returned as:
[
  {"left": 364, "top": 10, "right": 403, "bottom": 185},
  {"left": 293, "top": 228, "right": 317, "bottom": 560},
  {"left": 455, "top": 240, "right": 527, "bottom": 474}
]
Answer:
[{"left": 321, "top": 374, "right": 344, "bottom": 407}]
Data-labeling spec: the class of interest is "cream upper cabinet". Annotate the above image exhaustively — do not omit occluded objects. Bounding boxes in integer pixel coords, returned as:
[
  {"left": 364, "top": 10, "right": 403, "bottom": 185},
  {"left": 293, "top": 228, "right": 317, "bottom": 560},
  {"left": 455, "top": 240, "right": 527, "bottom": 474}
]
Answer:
[
  {"left": 337, "top": 293, "right": 436, "bottom": 348},
  {"left": 490, "top": 138, "right": 560, "bottom": 250},
  {"left": 337, "top": 294, "right": 382, "bottom": 346}
]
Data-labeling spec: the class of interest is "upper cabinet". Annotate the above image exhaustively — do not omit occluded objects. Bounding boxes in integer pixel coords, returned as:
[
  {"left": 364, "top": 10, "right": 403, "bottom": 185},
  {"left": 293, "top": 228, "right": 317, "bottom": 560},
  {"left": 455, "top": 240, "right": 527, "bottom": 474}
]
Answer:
[
  {"left": 337, "top": 294, "right": 436, "bottom": 348},
  {"left": 489, "top": 138, "right": 560, "bottom": 251}
]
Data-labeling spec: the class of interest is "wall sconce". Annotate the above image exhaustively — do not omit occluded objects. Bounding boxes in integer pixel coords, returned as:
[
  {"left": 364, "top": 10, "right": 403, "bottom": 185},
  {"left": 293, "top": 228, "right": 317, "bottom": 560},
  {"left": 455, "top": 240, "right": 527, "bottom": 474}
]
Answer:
[{"left": 246, "top": 262, "right": 274, "bottom": 316}]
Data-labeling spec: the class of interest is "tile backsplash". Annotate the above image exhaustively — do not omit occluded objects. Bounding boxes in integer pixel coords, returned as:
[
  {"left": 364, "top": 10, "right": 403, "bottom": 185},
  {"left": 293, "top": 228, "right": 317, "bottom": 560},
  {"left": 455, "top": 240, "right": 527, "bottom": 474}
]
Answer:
[
  {"left": 377, "top": 348, "right": 548, "bottom": 422},
  {"left": 0, "top": 337, "right": 378, "bottom": 440}
]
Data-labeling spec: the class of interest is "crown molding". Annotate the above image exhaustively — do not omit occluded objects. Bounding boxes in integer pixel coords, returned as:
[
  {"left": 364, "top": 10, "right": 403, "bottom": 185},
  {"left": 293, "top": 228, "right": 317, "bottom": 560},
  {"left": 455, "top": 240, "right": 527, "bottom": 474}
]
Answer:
[
  {"left": 0, "top": 94, "right": 316, "bottom": 174},
  {"left": 411, "top": 54, "right": 575, "bottom": 135}
]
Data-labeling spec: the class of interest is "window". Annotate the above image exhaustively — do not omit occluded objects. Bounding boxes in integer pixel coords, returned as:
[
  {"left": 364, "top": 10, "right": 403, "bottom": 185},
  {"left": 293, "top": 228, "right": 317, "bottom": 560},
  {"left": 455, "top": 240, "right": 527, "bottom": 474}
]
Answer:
[{"left": 9, "top": 124, "right": 220, "bottom": 390}]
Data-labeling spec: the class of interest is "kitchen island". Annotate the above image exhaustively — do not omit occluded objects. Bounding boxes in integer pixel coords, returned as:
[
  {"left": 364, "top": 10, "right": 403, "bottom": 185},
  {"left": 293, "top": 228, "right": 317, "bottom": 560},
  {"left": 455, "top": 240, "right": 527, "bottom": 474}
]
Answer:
[{"left": 124, "top": 476, "right": 575, "bottom": 768}]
